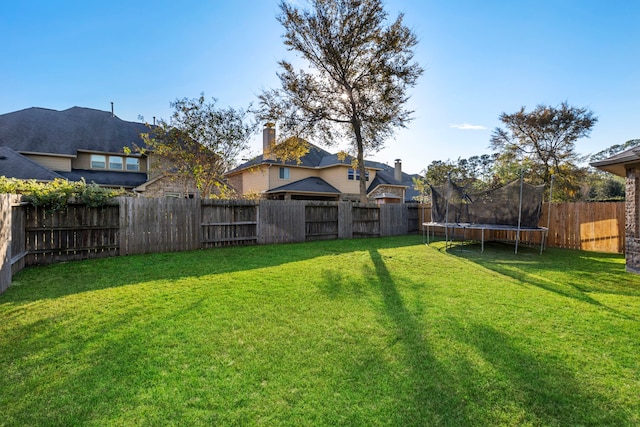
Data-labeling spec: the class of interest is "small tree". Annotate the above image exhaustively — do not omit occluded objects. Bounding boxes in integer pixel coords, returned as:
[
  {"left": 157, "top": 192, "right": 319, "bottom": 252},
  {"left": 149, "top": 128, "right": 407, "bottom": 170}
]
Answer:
[
  {"left": 259, "top": 0, "right": 423, "bottom": 202},
  {"left": 490, "top": 102, "right": 597, "bottom": 199},
  {"left": 140, "top": 95, "right": 255, "bottom": 198}
]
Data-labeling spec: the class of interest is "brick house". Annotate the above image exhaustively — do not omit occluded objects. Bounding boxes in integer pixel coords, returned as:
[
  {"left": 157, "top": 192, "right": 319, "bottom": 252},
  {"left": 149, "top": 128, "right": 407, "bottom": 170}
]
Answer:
[{"left": 592, "top": 147, "right": 640, "bottom": 273}]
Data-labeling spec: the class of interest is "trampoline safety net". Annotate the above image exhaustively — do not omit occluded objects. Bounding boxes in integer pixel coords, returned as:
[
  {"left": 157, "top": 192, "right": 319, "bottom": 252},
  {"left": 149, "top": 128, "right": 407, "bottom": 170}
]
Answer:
[{"left": 430, "top": 180, "right": 545, "bottom": 229}]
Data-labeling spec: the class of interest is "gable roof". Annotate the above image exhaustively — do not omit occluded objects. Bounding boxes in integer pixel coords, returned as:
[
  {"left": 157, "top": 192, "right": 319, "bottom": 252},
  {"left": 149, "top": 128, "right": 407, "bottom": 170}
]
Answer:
[
  {"left": 267, "top": 176, "right": 341, "bottom": 195},
  {"left": 590, "top": 146, "right": 640, "bottom": 177},
  {"left": 0, "top": 146, "right": 65, "bottom": 181},
  {"left": 0, "top": 106, "right": 150, "bottom": 156},
  {"left": 227, "top": 141, "right": 382, "bottom": 174},
  {"left": 366, "top": 161, "right": 421, "bottom": 202}
]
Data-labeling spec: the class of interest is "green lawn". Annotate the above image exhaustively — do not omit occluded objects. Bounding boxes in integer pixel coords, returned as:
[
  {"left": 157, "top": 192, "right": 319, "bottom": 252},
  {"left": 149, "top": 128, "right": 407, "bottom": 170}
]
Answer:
[{"left": 1, "top": 236, "right": 639, "bottom": 426}]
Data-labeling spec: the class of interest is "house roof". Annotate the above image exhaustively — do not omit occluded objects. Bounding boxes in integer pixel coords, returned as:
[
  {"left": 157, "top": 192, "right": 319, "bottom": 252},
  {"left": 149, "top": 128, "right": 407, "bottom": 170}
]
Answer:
[
  {"left": 267, "top": 176, "right": 341, "bottom": 195},
  {"left": 590, "top": 146, "right": 640, "bottom": 177},
  {"left": 227, "top": 141, "right": 382, "bottom": 174},
  {"left": 57, "top": 169, "right": 148, "bottom": 188},
  {"left": 0, "top": 146, "right": 65, "bottom": 181},
  {"left": 366, "top": 163, "right": 421, "bottom": 202},
  {"left": 0, "top": 106, "right": 150, "bottom": 156}
]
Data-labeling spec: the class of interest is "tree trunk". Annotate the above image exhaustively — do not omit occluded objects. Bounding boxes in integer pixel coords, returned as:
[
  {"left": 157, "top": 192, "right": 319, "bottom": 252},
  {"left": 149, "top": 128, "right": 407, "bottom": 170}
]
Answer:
[{"left": 353, "top": 120, "right": 368, "bottom": 203}]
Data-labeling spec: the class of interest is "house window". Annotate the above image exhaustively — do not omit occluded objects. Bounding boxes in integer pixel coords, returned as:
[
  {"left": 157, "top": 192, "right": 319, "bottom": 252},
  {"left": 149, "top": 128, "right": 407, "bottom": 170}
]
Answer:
[
  {"left": 348, "top": 168, "right": 369, "bottom": 181},
  {"left": 109, "top": 156, "right": 123, "bottom": 170},
  {"left": 90, "top": 154, "right": 106, "bottom": 169},
  {"left": 279, "top": 167, "right": 290, "bottom": 180},
  {"left": 126, "top": 157, "right": 140, "bottom": 171}
]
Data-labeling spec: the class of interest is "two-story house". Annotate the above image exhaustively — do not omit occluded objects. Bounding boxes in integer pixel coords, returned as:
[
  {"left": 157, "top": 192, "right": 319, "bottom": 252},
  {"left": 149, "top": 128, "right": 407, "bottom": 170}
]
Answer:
[
  {"left": 0, "top": 106, "right": 198, "bottom": 198},
  {"left": 225, "top": 123, "right": 419, "bottom": 202}
]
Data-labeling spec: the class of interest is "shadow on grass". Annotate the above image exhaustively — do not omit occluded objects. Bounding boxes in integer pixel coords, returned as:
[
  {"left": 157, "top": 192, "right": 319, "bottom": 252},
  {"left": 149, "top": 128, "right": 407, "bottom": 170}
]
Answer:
[
  {"left": 366, "top": 247, "right": 634, "bottom": 426},
  {"left": 3, "top": 235, "right": 422, "bottom": 304},
  {"left": 456, "top": 322, "right": 634, "bottom": 426},
  {"left": 443, "top": 241, "right": 640, "bottom": 320},
  {"left": 1, "top": 296, "right": 213, "bottom": 426},
  {"left": 366, "top": 248, "right": 474, "bottom": 425}
]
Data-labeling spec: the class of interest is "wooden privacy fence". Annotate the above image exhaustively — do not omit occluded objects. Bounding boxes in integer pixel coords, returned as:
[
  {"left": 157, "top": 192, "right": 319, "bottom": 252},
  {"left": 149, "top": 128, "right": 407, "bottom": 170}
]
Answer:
[
  {"left": 417, "top": 202, "right": 626, "bottom": 253},
  {"left": 0, "top": 196, "right": 626, "bottom": 294},
  {"left": 0, "top": 198, "right": 416, "bottom": 291}
]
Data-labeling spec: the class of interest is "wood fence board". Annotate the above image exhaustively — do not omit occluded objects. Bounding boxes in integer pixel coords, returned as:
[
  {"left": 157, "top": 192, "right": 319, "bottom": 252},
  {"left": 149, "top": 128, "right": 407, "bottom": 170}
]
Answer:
[
  {"left": 0, "top": 195, "right": 12, "bottom": 293},
  {"left": 0, "top": 199, "right": 628, "bottom": 290},
  {"left": 258, "top": 200, "right": 306, "bottom": 244}
]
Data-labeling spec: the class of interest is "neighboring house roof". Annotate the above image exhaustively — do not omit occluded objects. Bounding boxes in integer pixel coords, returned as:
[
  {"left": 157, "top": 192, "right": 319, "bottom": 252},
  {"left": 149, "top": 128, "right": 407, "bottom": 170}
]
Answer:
[
  {"left": 227, "top": 142, "right": 382, "bottom": 174},
  {"left": 591, "top": 146, "right": 640, "bottom": 177},
  {"left": 0, "top": 146, "right": 65, "bottom": 181},
  {"left": 57, "top": 169, "right": 148, "bottom": 188},
  {"left": 267, "top": 176, "right": 341, "bottom": 196},
  {"left": 0, "top": 106, "right": 149, "bottom": 155},
  {"left": 366, "top": 162, "right": 421, "bottom": 202}
]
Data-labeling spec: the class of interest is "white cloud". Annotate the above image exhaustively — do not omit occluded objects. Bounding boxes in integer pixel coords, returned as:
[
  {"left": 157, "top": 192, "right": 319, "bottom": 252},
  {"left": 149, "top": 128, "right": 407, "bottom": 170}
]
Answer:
[{"left": 449, "top": 123, "right": 487, "bottom": 130}]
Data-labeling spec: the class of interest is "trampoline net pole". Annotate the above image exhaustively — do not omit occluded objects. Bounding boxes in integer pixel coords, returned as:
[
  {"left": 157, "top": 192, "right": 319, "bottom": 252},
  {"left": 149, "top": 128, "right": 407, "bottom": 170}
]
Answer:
[{"left": 515, "top": 169, "right": 524, "bottom": 254}]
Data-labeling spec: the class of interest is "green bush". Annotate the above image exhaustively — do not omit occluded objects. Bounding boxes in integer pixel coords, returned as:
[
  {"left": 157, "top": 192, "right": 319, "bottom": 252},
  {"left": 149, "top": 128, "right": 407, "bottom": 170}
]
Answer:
[{"left": 0, "top": 177, "right": 125, "bottom": 211}]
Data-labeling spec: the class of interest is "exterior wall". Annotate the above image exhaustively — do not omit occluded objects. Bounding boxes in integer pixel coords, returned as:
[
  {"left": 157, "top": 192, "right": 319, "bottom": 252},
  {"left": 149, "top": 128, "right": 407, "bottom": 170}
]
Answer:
[
  {"left": 74, "top": 152, "right": 147, "bottom": 173},
  {"left": 625, "top": 167, "right": 640, "bottom": 273},
  {"left": 241, "top": 165, "right": 270, "bottom": 195},
  {"left": 24, "top": 154, "right": 72, "bottom": 172},
  {"left": 233, "top": 164, "right": 379, "bottom": 199},
  {"left": 141, "top": 175, "right": 198, "bottom": 198},
  {"left": 317, "top": 165, "right": 372, "bottom": 194},
  {"left": 226, "top": 174, "right": 243, "bottom": 195}
]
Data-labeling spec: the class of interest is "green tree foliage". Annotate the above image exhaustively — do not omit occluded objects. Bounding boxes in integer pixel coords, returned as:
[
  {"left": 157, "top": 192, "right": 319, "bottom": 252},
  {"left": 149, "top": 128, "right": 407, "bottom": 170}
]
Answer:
[
  {"left": 414, "top": 154, "right": 498, "bottom": 203},
  {"left": 582, "top": 139, "right": 639, "bottom": 201},
  {"left": 590, "top": 139, "right": 640, "bottom": 162},
  {"left": 0, "top": 177, "right": 123, "bottom": 211},
  {"left": 490, "top": 102, "right": 597, "bottom": 200},
  {"left": 140, "top": 95, "right": 255, "bottom": 198},
  {"left": 258, "top": 0, "right": 423, "bottom": 202}
]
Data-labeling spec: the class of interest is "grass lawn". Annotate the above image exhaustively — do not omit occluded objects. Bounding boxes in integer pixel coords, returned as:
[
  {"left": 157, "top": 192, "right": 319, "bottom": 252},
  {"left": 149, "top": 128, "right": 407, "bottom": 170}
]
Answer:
[{"left": 1, "top": 235, "right": 639, "bottom": 426}]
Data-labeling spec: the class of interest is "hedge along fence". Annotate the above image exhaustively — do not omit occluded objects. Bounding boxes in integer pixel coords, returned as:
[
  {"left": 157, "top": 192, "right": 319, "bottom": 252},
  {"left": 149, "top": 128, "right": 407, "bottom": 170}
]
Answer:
[{"left": 0, "top": 196, "right": 420, "bottom": 293}]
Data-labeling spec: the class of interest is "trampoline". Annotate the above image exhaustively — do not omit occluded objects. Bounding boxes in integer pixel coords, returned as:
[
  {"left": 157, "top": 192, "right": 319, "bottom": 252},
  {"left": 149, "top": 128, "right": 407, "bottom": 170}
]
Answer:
[{"left": 423, "top": 176, "right": 551, "bottom": 254}]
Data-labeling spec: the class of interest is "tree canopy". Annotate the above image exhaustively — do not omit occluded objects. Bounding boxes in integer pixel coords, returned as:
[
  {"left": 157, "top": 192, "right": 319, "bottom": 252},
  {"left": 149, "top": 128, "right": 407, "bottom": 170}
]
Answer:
[
  {"left": 140, "top": 95, "right": 254, "bottom": 198},
  {"left": 490, "top": 102, "right": 597, "bottom": 200},
  {"left": 258, "top": 0, "right": 423, "bottom": 202}
]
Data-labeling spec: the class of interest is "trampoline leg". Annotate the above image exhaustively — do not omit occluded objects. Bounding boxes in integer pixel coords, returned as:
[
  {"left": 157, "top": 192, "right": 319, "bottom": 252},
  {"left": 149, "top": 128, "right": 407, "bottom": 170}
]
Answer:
[{"left": 481, "top": 228, "right": 485, "bottom": 253}]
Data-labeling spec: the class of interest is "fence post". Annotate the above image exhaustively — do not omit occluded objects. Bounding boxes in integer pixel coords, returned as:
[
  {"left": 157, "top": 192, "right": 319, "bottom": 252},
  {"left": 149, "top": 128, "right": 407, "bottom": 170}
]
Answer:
[
  {"left": 0, "top": 194, "right": 12, "bottom": 294},
  {"left": 338, "top": 201, "right": 353, "bottom": 239}
]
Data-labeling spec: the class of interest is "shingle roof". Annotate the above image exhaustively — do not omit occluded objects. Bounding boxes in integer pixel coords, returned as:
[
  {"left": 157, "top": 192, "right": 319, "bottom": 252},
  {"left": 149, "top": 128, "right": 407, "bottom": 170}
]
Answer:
[
  {"left": 57, "top": 169, "right": 148, "bottom": 188},
  {"left": 227, "top": 141, "right": 381, "bottom": 174},
  {"left": 0, "top": 146, "right": 65, "bottom": 181},
  {"left": 267, "top": 176, "right": 341, "bottom": 195},
  {"left": 366, "top": 163, "right": 421, "bottom": 202},
  {"left": 590, "top": 146, "right": 640, "bottom": 177},
  {"left": 0, "top": 106, "right": 150, "bottom": 156}
]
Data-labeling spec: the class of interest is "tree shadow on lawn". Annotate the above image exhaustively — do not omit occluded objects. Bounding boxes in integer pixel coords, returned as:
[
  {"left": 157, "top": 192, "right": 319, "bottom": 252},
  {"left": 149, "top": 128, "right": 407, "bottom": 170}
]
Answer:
[
  {"left": 454, "top": 321, "right": 635, "bottom": 426},
  {"left": 3, "top": 235, "right": 422, "bottom": 304},
  {"left": 363, "top": 248, "right": 634, "bottom": 426},
  {"left": 444, "top": 241, "right": 640, "bottom": 321},
  {"left": 0, "top": 296, "right": 215, "bottom": 426}
]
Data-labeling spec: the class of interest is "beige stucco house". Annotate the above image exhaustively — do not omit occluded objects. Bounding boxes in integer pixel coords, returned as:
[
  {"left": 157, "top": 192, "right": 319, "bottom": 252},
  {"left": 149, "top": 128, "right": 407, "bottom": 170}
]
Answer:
[{"left": 225, "top": 124, "right": 417, "bottom": 202}]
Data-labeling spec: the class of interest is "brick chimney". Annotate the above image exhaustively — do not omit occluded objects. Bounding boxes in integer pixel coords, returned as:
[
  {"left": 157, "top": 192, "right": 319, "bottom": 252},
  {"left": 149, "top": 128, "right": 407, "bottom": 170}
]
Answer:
[
  {"left": 394, "top": 159, "right": 402, "bottom": 182},
  {"left": 263, "top": 123, "right": 275, "bottom": 159}
]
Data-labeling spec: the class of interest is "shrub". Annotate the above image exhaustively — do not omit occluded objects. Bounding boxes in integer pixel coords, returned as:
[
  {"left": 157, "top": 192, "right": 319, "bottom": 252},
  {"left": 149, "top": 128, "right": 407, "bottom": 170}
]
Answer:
[{"left": 0, "top": 177, "right": 125, "bottom": 211}]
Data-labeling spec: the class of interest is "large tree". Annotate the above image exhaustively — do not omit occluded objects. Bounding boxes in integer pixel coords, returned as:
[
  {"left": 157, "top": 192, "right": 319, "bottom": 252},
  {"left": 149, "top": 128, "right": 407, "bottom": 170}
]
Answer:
[
  {"left": 259, "top": 0, "right": 423, "bottom": 202},
  {"left": 490, "top": 102, "right": 597, "bottom": 200},
  {"left": 140, "top": 95, "right": 254, "bottom": 198}
]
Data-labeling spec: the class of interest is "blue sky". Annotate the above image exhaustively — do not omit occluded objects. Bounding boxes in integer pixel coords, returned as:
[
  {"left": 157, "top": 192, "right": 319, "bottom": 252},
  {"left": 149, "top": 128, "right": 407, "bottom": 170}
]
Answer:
[{"left": 2, "top": 0, "right": 639, "bottom": 174}]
